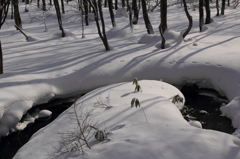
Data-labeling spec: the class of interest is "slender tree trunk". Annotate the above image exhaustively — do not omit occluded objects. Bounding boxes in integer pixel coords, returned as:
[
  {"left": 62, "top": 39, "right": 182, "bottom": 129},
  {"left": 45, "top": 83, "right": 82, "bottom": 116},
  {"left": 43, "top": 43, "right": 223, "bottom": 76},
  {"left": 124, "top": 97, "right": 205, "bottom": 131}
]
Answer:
[
  {"left": 115, "top": 0, "right": 118, "bottom": 10},
  {"left": 61, "top": 0, "right": 65, "bottom": 13},
  {"left": 121, "top": 0, "right": 125, "bottom": 8},
  {"left": 104, "top": 0, "right": 107, "bottom": 7},
  {"left": 205, "top": 0, "right": 211, "bottom": 24},
  {"left": 0, "top": 0, "right": 10, "bottom": 29},
  {"left": 228, "top": 0, "right": 230, "bottom": 6},
  {"left": 182, "top": 0, "right": 192, "bottom": 39},
  {"left": 11, "top": 0, "right": 13, "bottom": 19},
  {"left": 50, "top": 0, "right": 52, "bottom": 5},
  {"left": 54, "top": 0, "right": 65, "bottom": 37},
  {"left": 88, "top": 0, "right": 110, "bottom": 51},
  {"left": 159, "top": 22, "right": 165, "bottom": 49},
  {"left": 216, "top": 0, "right": 219, "bottom": 16},
  {"left": 132, "top": 0, "right": 139, "bottom": 24},
  {"left": 199, "top": 0, "right": 204, "bottom": 31},
  {"left": 83, "top": 0, "right": 89, "bottom": 25},
  {"left": 42, "top": 0, "right": 46, "bottom": 10},
  {"left": 37, "top": 0, "right": 40, "bottom": 8},
  {"left": 221, "top": 0, "right": 225, "bottom": 15},
  {"left": 141, "top": 0, "right": 154, "bottom": 34},
  {"left": 13, "top": 0, "right": 22, "bottom": 29},
  {"left": 160, "top": 0, "right": 167, "bottom": 33},
  {"left": 126, "top": 0, "right": 132, "bottom": 32},
  {"left": 108, "top": 0, "right": 116, "bottom": 27},
  {"left": 0, "top": 40, "right": 2, "bottom": 74}
]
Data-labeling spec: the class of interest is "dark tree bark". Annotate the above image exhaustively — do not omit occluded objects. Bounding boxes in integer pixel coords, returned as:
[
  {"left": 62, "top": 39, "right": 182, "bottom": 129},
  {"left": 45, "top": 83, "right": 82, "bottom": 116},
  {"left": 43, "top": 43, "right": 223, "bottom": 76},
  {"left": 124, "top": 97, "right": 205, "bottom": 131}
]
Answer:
[
  {"left": 132, "top": 0, "right": 139, "bottom": 24},
  {"left": 0, "top": 0, "right": 10, "bottom": 74},
  {"left": 228, "top": 0, "right": 230, "bottom": 7},
  {"left": 37, "top": 0, "right": 40, "bottom": 8},
  {"left": 182, "top": 0, "right": 192, "bottom": 39},
  {"left": 141, "top": 0, "right": 154, "bottom": 34},
  {"left": 83, "top": 0, "right": 89, "bottom": 25},
  {"left": 61, "top": 0, "right": 65, "bottom": 14},
  {"left": 50, "top": 0, "right": 52, "bottom": 5},
  {"left": 0, "top": 40, "right": 2, "bottom": 74},
  {"left": 54, "top": 0, "right": 65, "bottom": 37},
  {"left": 205, "top": 0, "right": 211, "bottom": 24},
  {"left": 199, "top": 0, "right": 204, "bottom": 31},
  {"left": 88, "top": 0, "right": 110, "bottom": 51},
  {"left": 115, "top": 0, "right": 118, "bottom": 10},
  {"left": 42, "top": 0, "right": 46, "bottom": 10},
  {"left": 126, "top": 0, "right": 132, "bottom": 31},
  {"left": 160, "top": 0, "right": 167, "bottom": 33},
  {"left": 159, "top": 22, "right": 165, "bottom": 49},
  {"left": 13, "top": 0, "right": 22, "bottom": 29},
  {"left": 121, "top": 0, "right": 125, "bottom": 8},
  {"left": 216, "top": 0, "right": 219, "bottom": 16},
  {"left": 0, "top": 0, "right": 10, "bottom": 29},
  {"left": 221, "top": 0, "right": 225, "bottom": 15},
  {"left": 11, "top": 0, "right": 13, "bottom": 19},
  {"left": 108, "top": 0, "right": 116, "bottom": 27},
  {"left": 104, "top": 0, "right": 107, "bottom": 7}
]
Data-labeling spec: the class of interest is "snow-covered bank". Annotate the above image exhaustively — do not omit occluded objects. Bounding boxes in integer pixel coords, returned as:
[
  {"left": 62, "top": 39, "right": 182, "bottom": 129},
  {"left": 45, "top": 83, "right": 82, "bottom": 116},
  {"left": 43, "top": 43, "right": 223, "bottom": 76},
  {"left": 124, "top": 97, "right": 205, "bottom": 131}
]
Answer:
[{"left": 13, "top": 80, "right": 240, "bottom": 159}]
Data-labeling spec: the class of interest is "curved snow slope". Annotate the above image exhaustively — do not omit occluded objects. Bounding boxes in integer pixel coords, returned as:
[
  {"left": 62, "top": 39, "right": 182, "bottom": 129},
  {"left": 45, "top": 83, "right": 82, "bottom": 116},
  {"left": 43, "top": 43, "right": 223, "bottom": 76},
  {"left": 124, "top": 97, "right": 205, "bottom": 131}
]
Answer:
[{"left": 13, "top": 80, "right": 240, "bottom": 159}]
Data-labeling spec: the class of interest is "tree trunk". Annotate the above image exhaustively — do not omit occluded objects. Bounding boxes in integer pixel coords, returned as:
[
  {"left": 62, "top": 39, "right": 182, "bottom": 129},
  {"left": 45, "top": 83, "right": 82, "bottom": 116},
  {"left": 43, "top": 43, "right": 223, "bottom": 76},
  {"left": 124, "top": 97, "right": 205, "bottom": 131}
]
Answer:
[
  {"left": 42, "top": 0, "right": 46, "bottom": 10},
  {"left": 228, "top": 0, "right": 230, "bottom": 7},
  {"left": 37, "top": 0, "right": 40, "bottom": 8},
  {"left": 216, "top": 0, "right": 219, "bottom": 16},
  {"left": 121, "top": 0, "right": 125, "bottom": 8},
  {"left": 160, "top": 0, "right": 167, "bottom": 33},
  {"left": 104, "top": 0, "right": 107, "bottom": 7},
  {"left": 54, "top": 0, "right": 65, "bottom": 37},
  {"left": 115, "top": 0, "right": 118, "bottom": 10},
  {"left": 88, "top": 0, "right": 110, "bottom": 51},
  {"left": 61, "top": 0, "right": 65, "bottom": 14},
  {"left": 108, "top": 0, "right": 116, "bottom": 27},
  {"left": 221, "top": 0, "right": 225, "bottom": 15},
  {"left": 126, "top": 0, "right": 132, "bottom": 32},
  {"left": 141, "top": 0, "right": 154, "bottom": 34},
  {"left": 159, "top": 21, "right": 165, "bottom": 49},
  {"left": 132, "top": 0, "right": 139, "bottom": 24},
  {"left": 0, "top": 0, "right": 10, "bottom": 29},
  {"left": 0, "top": 40, "right": 3, "bottom": 74},
  {"left": 205, "top": 0, "right": 211, "bottom": 24},
  {"left": 199, "top": 0, "right": 204, "bottom": 31},
  {"left": 182, "top": 0, "right": 192, "bottom": 39},
  {"left": 13, "top": 0, "right": 22, "bottom": 29},
  {"left": 83, "top": 0, "right": 89, "bottom": 25}
]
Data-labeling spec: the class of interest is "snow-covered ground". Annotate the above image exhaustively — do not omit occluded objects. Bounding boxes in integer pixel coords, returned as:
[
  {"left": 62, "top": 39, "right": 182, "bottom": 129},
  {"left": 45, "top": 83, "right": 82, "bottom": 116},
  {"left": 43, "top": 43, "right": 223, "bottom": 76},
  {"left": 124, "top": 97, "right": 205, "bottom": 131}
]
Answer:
[{"left": 0, "top": 1, "right": 240, "bottom": 158}]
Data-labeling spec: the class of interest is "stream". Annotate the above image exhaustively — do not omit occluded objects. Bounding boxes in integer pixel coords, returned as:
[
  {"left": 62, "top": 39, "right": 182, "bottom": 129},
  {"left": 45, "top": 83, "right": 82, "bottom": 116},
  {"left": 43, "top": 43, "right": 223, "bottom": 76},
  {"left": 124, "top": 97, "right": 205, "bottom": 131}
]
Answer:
[{"left": 0, "top": 85, "right": 236, "bottom": 159}]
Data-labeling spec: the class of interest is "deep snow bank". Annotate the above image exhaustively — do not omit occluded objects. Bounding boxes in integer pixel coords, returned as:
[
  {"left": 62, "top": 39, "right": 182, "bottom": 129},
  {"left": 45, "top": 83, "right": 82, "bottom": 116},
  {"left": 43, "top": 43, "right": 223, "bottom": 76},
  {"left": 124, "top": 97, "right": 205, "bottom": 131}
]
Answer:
[{"left": 13, "top": 80, "right": 240, "bottom": 159}]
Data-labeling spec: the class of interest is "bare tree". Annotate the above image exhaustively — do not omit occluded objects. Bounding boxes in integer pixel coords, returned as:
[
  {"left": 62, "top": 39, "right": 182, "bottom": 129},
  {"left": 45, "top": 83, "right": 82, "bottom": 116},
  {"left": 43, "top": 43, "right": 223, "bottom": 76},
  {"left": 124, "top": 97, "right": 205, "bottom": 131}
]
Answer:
[
  {"left": 83, "top": 0, "right": 89, "bottom": 25},
  {"left": 61, "top": 0, "right": 65, "bottom": 13},
  {"left": 159, "top": 0, "right": 167, "bottom": 33},
  {"left": 108, "top": 0, "right": 116, "bottom": 27},
  {"left": 132, "top": 0, "right": 139, "bottom": 24},
  {"left": 54, "top": 0, "right": 65, "bottom": 37},
  {"left": 115, "top": 0, "right": 118, "bottom": 10},
  {"left": 13, "top": 0, "right": 22, "bottom": 29},
  {"left": 216, "top": 0, "right": 219, "bottom": 16},
  {"left": 205, "top": 0, "right": 211, "bottom": 24},
  {"left": 182, "top": 0, "right": 192, "bottom": 39},
  {"left": 199, "top": 0, "right": 204, "bottom": 31},
  {"left": 88, "top": 0, "right": 110, "bottom": 51},
  {"left": 141, "top": 0, "right": 154, "bottom": 34},
  {"left": 221, "top": 0, "right": 226, "bottom": 15},
  {"left": 0, "top": 0, "right": 10, "bottom": 74}
]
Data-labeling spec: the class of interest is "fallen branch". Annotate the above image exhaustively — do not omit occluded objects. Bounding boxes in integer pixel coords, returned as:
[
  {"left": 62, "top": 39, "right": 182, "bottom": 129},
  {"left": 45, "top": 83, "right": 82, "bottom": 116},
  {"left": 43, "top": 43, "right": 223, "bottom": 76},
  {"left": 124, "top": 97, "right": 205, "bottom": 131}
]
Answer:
[{"left": 14, "top": 24, "right": 28, "bottom": 40}]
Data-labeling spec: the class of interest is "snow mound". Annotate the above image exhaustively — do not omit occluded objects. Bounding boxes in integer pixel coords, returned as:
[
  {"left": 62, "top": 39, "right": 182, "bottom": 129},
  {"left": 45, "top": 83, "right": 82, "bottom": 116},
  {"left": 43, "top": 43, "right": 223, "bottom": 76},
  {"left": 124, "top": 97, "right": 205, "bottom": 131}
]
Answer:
[
  {"left": 107, "top": 27, "right": 133, "bottom": 39},
  {"left": 221, "top": 95, "right": 240, "bottom": 136},
  {"left": 115, "top": 8, "right": 128, "bottom": 18},
  {"left": 52, "top": 29, "right": 75, "bottom": 38},
  {"left": 27, "top": 35, "right": 40, "bottom": 42},
  {"left": 188, "top": 120, "right": 202, "bottom": 129},
  {"left": 138, "top": 34, "right": 160, "bottom": 44},
  {"left": 13, "top": 80, "right": 240, "bottom": 159}
]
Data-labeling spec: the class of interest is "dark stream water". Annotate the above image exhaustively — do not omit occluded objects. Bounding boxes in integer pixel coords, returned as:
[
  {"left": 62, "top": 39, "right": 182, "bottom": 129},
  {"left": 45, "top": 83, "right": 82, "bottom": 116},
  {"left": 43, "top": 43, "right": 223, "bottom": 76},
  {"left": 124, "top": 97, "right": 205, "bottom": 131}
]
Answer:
[
  {"left": 0, "top": 86, "right": 236, "bottom": 159},
  {"left": 0, "top": 97, "right": 77, "bottom": 159}
]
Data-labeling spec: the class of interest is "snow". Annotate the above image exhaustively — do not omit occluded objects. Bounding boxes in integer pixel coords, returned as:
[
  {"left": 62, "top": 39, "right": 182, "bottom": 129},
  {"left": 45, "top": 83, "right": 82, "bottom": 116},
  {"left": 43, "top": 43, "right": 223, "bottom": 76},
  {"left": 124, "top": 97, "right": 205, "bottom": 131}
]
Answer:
[{"left": 0, "top": 1, "right": 240, "bottom": 158}]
